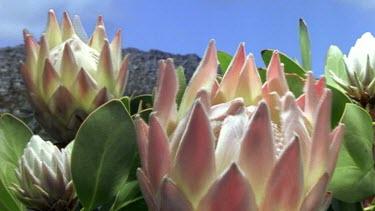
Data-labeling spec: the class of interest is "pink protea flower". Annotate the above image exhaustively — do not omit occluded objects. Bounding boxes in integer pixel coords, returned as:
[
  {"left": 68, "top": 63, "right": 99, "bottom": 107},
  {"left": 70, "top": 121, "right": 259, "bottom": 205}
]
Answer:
[
  {"left": 21, "top": 10, "right": 128, "bottom": 145},
  {"left": 136, "top": 41, "right": 344, "bottom": 210}
]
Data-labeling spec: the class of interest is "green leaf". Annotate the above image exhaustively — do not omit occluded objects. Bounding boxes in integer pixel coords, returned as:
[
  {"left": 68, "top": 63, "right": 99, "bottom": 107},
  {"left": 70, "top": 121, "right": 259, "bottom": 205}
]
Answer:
[
  {"left": 328, "top": 198, "right": 363, "bottom": 211},
  {"left": 299, "top": 19, "right": 312, "bottom": 71},
  {"left": 329, "top": 104, "right": 375, "bottom": 202},
  {"left": 176, "top": 66, "right": 186, "bottom": 109},
  {"left": 217, "top": 50, "right": 233, "bottom": 74},
  {"left": 109, "top": 181, "right": 143, "bottom": 211},
  {"left": 130, "top": 95, "right": 153, "bottom": 115},
  {"left": 285, "top": 74, "right": 304, "bottom": 98},
  {"left": 258, "top": 68, "right": 266, "bottom": 84},
  {"left": 0, "top": 114, "right": 32, "bottom": 211},
  {"left": 261, "top": 50, "right": 306, "bottom": 78},
  {"left": 71, "top": 100, "right": 138, "bottom": 210},
  {"left": 328, "top": 85, "right": 351, "bottom": 128},
  {"left": 324, "top": 45, "right": 348, "bottom": 92},
  {"left": 120, "top": 96, "right": 131, "bottom": 112}
]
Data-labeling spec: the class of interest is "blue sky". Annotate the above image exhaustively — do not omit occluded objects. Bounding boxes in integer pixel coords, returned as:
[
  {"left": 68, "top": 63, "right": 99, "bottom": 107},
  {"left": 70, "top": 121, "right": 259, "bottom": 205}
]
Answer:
[{"left": 0, "top": 0, "right": 374, "bottom": 76}]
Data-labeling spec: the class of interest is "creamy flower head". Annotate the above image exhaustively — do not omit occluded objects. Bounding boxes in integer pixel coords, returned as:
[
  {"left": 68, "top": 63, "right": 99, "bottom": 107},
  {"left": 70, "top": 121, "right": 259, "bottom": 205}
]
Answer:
[
  {"left": 11, "top": 135, "right": 76, "bottom": 210},
  {"left": 21, "top": 10, "right": 128, "bottom": 144}
]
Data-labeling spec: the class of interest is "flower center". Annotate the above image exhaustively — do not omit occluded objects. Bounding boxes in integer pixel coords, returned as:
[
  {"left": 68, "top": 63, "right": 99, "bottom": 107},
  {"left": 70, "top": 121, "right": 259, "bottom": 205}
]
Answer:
[
  {"left": 272, "top": 122, "right": 286, "bottom": 158},
  {"left": 49, "top": 34, "right": 100, "bottom": 77}
]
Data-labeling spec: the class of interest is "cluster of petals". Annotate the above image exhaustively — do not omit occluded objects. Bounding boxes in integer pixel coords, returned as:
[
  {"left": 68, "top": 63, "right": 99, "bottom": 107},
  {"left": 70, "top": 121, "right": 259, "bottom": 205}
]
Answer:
[
  {"left": 331, "top": 32, "right": 375, "bottom": 104},
  {"left": 135, "top": 41, "right": 344, "bottom": 210},
  {"left": 21, "top": 10, "right": 128, "bottom": 143}
]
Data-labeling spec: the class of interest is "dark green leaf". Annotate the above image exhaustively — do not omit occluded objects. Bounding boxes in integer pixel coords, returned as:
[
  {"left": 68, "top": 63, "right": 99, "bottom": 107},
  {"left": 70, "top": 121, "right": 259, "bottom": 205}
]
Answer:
[
  {"left": 109, "top": 181, "right": 143, "bottom": 211},
  {"left": 328, "top": 198, "right": 363, "bottom": 211},
  {"left": 261, "top": 50, "right": 306, "bottom": 78},
  {"left": 217, "top": 50, "right": 233, "bottom": 74},
  {"left": 324, "top": 45, "right": 348, "bottom": 92},
  {"left": 285, "top": 74, "right": 304, "bottom": 98},
  {"left": 329, "top": 104, "right": 375, "bottom": 202},
  {"left": 299, "top": 19, "right": 312, "bottom": 71},
  {"left": 130, "top": 95, "right": 153, "bottom": 115},
  {"left": 71, "top": 100, "right": 138, "bottom": 210},
  {"left": 0, "top": 114, "right": 31, "bottom": 211},
  {"left": 258, "top": 68, "right": 266, "bottom": 84}
]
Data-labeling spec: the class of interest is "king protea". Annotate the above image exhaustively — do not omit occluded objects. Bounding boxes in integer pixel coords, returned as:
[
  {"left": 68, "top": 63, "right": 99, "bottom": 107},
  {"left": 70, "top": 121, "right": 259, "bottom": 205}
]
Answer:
[
  {"left": 21, "top": 10, "right": 128, "bottom": 145},
  {"left": 135, "top": 41, "right": 344, "bottom": 210}
]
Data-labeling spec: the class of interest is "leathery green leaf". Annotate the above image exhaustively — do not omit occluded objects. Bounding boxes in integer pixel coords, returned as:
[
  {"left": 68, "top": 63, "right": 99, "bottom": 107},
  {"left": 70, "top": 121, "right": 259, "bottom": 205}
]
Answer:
[
  {"left": 299, "top": 18, "right": 312, "bottom": 71},
  {"left": 328, "top": 85, "right": 351, "bottom": 128},
  {"left": 71, "top": 100, "right": 138, "bottom": 210},
  {"left": 217, "top": 50, "right": 233, "bottom": 75},
  {"left": 0, "top": 114, "right": 31, "bottom": 211},
  {"left": 324, "top": 45, "right": 348, "bottom": 92},
  {"left": 329, "top": 104, "right": 375, "bottom": 202},
  {"left": 261, "top": 50, "right": 306, "bottom": 78}
]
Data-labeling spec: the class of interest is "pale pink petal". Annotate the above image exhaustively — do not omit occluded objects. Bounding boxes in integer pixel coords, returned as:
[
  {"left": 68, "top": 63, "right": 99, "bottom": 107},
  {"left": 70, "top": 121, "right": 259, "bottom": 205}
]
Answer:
[
  {"left": 297, "top": 75, "right": 326, "bottom": 111},
  {"left": 198, "top": 163, "right": 257, "bottom": 211},
  {"left": 261, "top": 137, "right": 304, "bottom": 211},
  {"left": 178, "top": 40, "right": 218, "bottom": 118},
  {"left": 214, "top": 43, "right": 246, "bottom": 104},
  {"left": 135, "top": 116, "right": 150, "bottom": 177},
  {"left": 73, "top": 68, "right": 98, "bottom": 110},
  {"left": 170, "top": 90, "right": 210, "bottom": 159},
  {"left": 97, "top": 40, "right": 115, "bottom": 92},
  {"left": 42, "top": 59, "right": 60, "bottom": 100},
  {"left": 300, "top": 173, "right": 330, "bottom": 211},
  {"left": 147, "top": 114, "right": 171, "bottom": 194},
  {"left": 20, "top": 62, "right": 36, "bottom": 94},
  {"left": 238, "top": 101, "right": 275, "bottom": 204},
  {"left": 234, "top": 54, "right": 263, "bottom": 106},
  {"left": 172, "top": 100, "right": 216, "bottom": 207},
  {"left": 281, "top": 93, "right": 311, "bottom": 165},
  {"left": 262, "top": 51, "right": 289, "bottom": 97},
  {"left": 90, "top": 87, "right": 112, "bottom": 109},
  {"left": 160, "top": 177, "right": 194, "bottom": 211},
  {"left": 114, "top": 55, "right": 129, "bottom": 97},
  {"left": 307, "top": 89, "right": 331, "bottom": 189},
  {"left": 303, "top": 72, "right": 319, "bottom": 122},
  {"left": 60, "top": 43, "right": 79, "bottom": 88},
  {"left": 47, "top": 86, "right": 77, "bottom": 121},
  {"left": 61, "top": 11, "right": 74, "bottom": 41},
  {"left": 46, "top": 10, "right": 62, "bottom": 49},
  {"left": 110, "top": 29, "right": 123, "bottom": 69},
  {"left": 37, "top": 35, "right": 50, "bottom": 72},
  {"left": 327, "top": 123, "right": 344, "bottom": 177},
  {"left": 23, "top": 30, "right": 39, "bottom": 78},
  {"left": 87, "top": 16, "right": 107, "bottom": 51},
  {"left": 154, "top": 59, "right": 178, "bottom": 134},
  {"left": 137, "top": 169, "right": 158, "bottom": 211},
  {"left": 215, "top": 106, "right": 248, "bottom": 175}
]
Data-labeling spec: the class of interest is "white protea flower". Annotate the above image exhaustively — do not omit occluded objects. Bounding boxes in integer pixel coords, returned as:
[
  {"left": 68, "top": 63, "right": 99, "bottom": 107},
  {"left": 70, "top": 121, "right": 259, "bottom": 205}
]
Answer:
[
  {"left": 11, "top": 135, "right": 76, "bottom": 211},
  {"left": 331, "top": 32, "right": 375, "bottom": 107}
]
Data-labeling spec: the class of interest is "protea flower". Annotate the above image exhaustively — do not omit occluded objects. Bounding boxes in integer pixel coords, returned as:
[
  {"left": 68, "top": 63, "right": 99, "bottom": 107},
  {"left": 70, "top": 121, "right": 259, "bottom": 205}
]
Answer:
[
  {"left": 21, "top": 10, "right": 128, "bottom": 145},
  {"left": 135, "top": 41, "right": 344, "bottom": 210},
  {"left": 11, "top": 135, "right": 76, "bottom": 211},
  {"left": 330, "top": 32, "right": 375, "bottom": 109}
]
